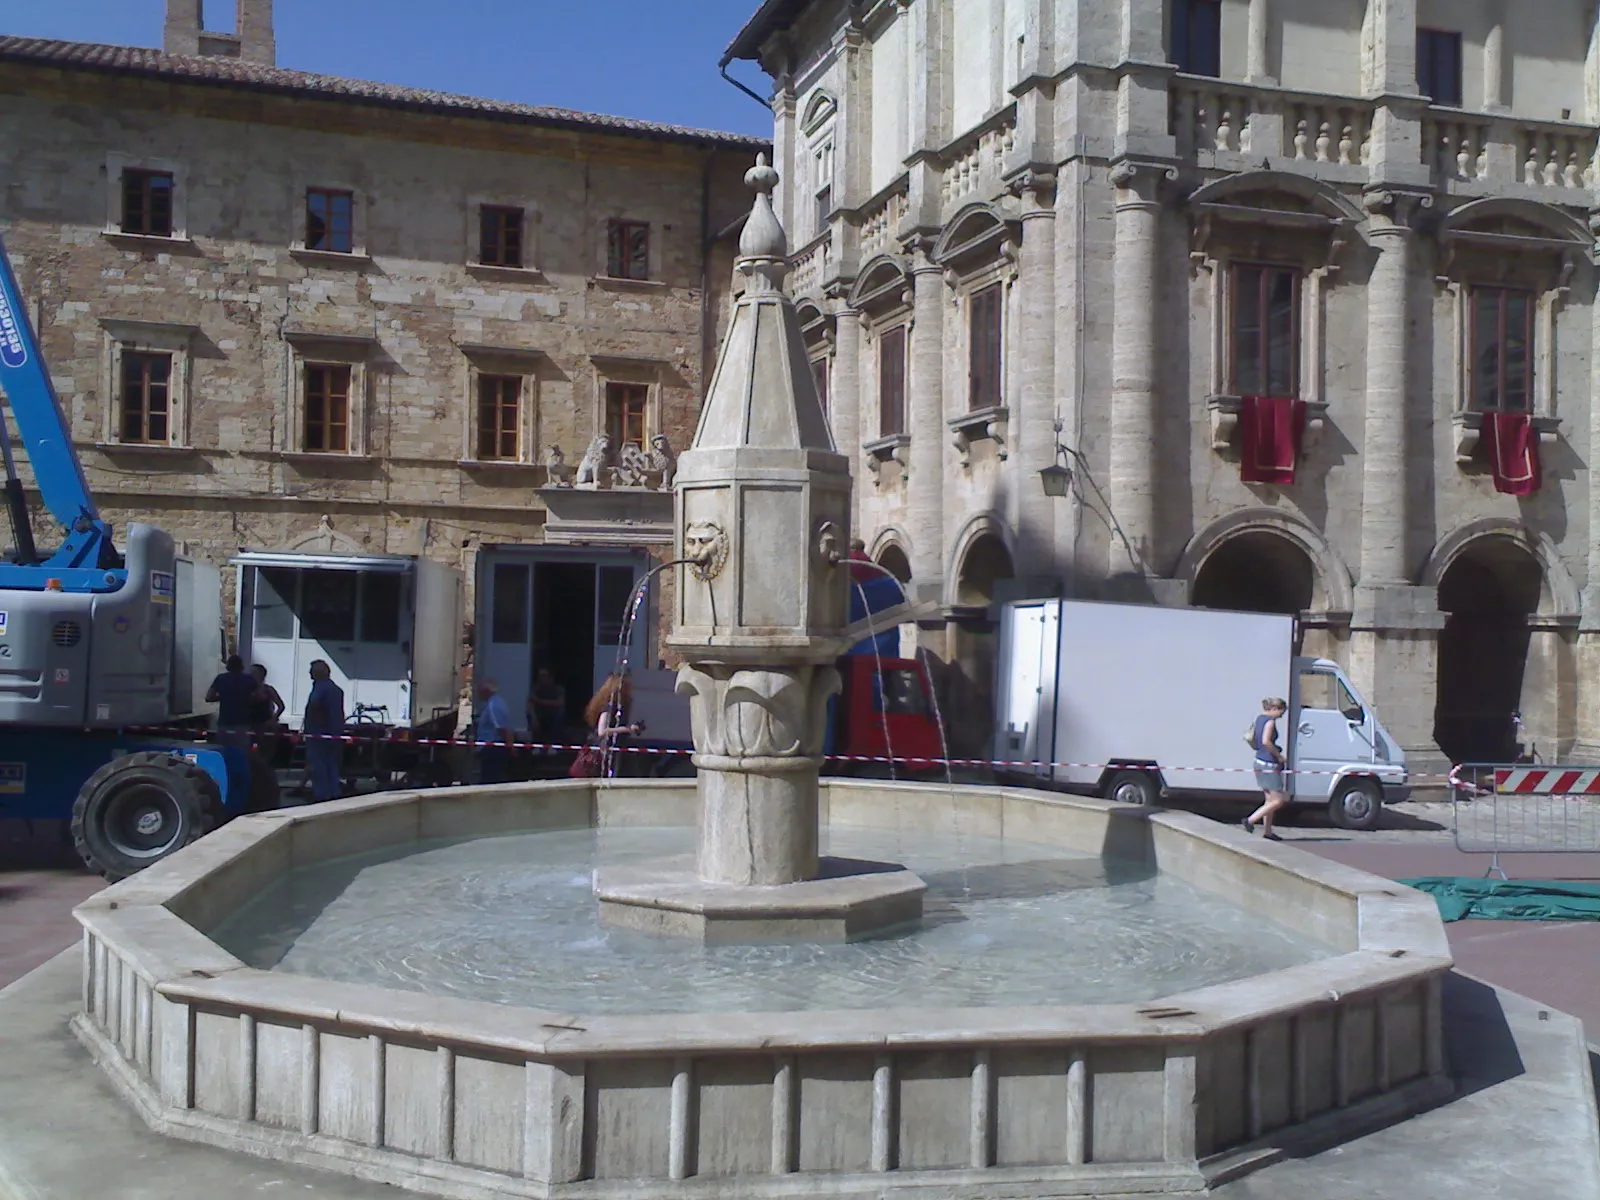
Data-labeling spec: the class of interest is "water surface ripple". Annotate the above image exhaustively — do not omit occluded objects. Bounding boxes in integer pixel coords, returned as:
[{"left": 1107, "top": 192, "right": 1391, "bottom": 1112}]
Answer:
[{"left": 210, "top": 827, "right": 1332, "bottom": 1015}]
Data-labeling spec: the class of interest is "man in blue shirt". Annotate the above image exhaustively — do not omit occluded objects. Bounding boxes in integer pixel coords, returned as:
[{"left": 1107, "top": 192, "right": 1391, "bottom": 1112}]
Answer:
[
  {"left": 302, "top": 659, "right": 346, "bottom": 803},
  {"left": 475, "top": 678, "right": 513, "bottom": 784},
  {"left": 206, "top": 654, "right": 259, "bottom": 750}
]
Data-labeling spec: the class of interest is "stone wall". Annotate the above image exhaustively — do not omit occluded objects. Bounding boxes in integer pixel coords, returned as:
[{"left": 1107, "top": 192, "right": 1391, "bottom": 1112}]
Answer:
[
  {"left": 755, "top": 0, "right": 1600, "bottom": 766},
  {"left": 0, "top": 59, "right": 759, "bottom": 650}
]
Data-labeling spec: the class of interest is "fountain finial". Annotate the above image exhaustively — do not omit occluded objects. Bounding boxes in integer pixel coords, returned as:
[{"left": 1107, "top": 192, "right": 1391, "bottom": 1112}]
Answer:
[{"left": 738, "top": 153, "right": 788, "bottom": 291}]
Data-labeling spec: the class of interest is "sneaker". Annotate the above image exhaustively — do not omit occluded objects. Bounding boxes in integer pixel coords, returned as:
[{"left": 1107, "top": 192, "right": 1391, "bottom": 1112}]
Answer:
[{"left": 1240, "top": 818, "right": 1254, "bottom": 835}]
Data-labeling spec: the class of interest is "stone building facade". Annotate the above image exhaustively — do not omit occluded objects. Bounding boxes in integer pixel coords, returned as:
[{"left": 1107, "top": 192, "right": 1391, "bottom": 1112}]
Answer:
[
  {"left": 727, "top": 0, "right": 1600, "bottom": 769},
  {"left": 0, "top": 1, "right": 766, "bottom": 726}
]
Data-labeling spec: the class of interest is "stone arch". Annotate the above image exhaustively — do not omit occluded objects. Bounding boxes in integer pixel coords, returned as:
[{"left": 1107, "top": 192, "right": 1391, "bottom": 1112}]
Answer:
[
  {"left": 1174, "top": 509, "right": 1354, "bottom": 616},
  {"left": 1186, "top": 169, "right": 1367, "bottom": 225},
  {"left": 1440, "top": 196, "right": 1592, "bottom": 245},
  {"left": 867, "top": 527, "right": 914, "bottom": 584},
  {"left": 286, "top": 515, "right": 367, "bottom": 556},
  {"left": 847, "top": 254, "right": 912, "bottom": 314},
  {"left": 1420, "top": 518, "right": 1579, "bottom": 619},
  {"left": 800, "top": 88, "right": 837, "bottom": 135},
  {"left": 932, "top": 202, "right": 1021, "bottom": 274},
  {"left": 1425, "top": 521, "right": 1575, "bottom": 764},
  {"left": 947, "top": 512, "right": 1016, "bottom": 608}
]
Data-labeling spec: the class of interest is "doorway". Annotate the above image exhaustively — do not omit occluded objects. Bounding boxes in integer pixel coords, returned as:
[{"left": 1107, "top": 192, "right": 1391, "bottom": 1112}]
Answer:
[
  {"left": 1434, "top": 539, "right": 1542, "bottom": 764},
  {"left": 1191, "top": 531, "right": 1315, "bottom": 615}
]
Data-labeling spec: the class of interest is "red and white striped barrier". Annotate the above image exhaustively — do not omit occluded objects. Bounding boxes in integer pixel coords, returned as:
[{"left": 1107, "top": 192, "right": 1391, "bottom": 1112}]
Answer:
[{"left": 1492, "top": 766, "right": 1600, "bottom": 795}]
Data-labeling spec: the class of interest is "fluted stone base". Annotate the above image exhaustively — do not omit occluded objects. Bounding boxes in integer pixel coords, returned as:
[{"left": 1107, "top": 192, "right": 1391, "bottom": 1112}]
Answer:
[{"left": 595, "top": 855, "right": 926, "bottom": 943}]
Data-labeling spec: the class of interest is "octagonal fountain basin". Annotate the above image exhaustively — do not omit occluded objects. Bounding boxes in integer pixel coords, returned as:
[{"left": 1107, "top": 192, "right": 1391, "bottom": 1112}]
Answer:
[{"left": 73, "top": 779, "right": 1453, "bottom": 1200}]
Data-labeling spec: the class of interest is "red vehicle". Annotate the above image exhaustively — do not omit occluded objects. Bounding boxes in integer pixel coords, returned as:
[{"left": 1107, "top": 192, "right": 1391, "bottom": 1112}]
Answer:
[{"left": 828, "top": 654, "right": 944, "bottom": 773}]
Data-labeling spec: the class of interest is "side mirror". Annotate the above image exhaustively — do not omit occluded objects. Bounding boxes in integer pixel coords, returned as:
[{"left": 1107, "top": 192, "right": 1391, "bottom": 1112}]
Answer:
[{"left": 1343, "top": 706, "right": 1364, "bottom": 724}]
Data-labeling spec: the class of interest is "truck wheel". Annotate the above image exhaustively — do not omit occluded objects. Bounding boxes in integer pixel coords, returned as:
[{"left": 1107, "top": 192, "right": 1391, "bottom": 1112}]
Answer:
[
  {"left": 1329, "top": 779, "right": 1382, "bottom": 831},
  {"left": 245, "top": 750, "right": 281, "bottom": 814},
  {"left": 71, "top": 752, "right": 216, "bottom": 882},
  {"left": 1106, "top": 770, "right": 1160, "bottom": 807}
]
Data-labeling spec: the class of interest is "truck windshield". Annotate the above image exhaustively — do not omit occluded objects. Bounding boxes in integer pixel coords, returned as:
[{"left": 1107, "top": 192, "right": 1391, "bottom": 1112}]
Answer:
[
  {"left": 874, "top": 668, "right": 930, "bottom": 716},
  {"left": 1300, "top": 669, "right": 1363, "bottom": 722}
]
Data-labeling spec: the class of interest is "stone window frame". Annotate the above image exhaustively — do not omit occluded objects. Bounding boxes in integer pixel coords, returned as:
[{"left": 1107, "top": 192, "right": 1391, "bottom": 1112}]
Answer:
[
  {"left": 800, "top": 90, "right": 839, "bottom": 246},
  {"left": 591, "top": 356, "right": 666, "bottom": 455},
  {"left": 1432, "top": 200, "right": 1591, "bottom": 468},
  {"left": 289, "top": 170, "right": 370, "bottom": 262},
  {"left": 456, "top": 344, "right": 544, "bottom": 468},
  {"left": 282, "top": 331, "right": 377, "bottom": 458},
  {"left": 847, "top": 255, "right": 915, "bottom": 483},
  {"left": 466, "top": 196, "right": 542, "bottom": 277},
  {"left": 1188, "top": 197, "right": 1351, "bottom": 457},
  {"left": 97, "top": 318, "right": 199, "bottom": 451},
  {"left": 933, "top": 204, "right": 1020, "bottom": 466},
  {"left": 103, "top": 153, "right": 190, "bottom": 245}
]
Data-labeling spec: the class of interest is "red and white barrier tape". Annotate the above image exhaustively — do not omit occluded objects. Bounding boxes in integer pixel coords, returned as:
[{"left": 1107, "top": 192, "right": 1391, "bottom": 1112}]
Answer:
[{"left": 105, "top": 722, "right": 1484, "bottom": 782}]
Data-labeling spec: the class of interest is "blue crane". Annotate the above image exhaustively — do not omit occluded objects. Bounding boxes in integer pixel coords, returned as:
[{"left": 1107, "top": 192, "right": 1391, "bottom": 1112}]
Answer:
[{"left": 0, "top": 232, "right": 270, "bottom": 877}]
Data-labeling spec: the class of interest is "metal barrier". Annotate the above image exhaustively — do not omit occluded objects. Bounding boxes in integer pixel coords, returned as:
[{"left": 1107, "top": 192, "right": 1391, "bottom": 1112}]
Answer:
[{"left": 1450, "top": 763, "right": 1600, "bottom": 879}]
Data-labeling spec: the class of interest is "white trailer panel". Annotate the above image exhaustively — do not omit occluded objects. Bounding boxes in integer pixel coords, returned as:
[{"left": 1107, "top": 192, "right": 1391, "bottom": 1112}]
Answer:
[{"left": 1043, "top": 600, "right": 1293, "bottom": 795}]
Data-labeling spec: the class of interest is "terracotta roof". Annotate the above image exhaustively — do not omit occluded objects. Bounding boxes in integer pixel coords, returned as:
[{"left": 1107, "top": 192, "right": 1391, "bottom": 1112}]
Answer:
[{"left": 0, "top": 35, "right": 770, "bottom": 151}]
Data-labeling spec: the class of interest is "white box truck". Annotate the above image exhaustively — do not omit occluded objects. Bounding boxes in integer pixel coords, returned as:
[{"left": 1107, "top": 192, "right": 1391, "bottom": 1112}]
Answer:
[{"left": 993, "top": 599, "right": 1408, "bottom": 829}]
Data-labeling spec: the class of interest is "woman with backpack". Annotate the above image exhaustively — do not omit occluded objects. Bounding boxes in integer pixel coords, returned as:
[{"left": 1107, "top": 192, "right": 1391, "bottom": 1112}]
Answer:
[{"left": 1242, "top": 697, "right": 1288, "bottom": 841}]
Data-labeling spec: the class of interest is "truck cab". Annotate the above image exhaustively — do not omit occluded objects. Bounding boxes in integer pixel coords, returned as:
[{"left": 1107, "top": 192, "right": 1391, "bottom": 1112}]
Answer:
[{"left": 1291, "top": 656, "right": 1409, "bottom": 819}]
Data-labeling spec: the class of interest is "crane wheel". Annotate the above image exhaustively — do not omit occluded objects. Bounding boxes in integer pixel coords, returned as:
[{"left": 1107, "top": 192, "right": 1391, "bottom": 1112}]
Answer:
[{"left": 71, "top": 752, "right": 216, "bottom": 882}]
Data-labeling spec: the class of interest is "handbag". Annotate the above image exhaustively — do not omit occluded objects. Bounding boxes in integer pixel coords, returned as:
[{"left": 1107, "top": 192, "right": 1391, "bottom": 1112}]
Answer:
[{"left": 568, "top": 745, "right": 603, "bottom": 779}]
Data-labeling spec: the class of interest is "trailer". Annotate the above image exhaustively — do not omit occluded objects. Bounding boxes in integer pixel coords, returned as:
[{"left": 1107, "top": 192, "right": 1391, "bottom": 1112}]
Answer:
[{"left": 993, "top": 599, "right": 1408, "bottom": 829}]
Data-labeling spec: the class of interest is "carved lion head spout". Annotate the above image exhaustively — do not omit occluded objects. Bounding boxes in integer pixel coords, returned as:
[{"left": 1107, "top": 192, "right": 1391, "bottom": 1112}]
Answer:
[
  {"left": 683, "top": 520, "right": 728, "bottom": 582},
  {"left": 815, "top": 520, "right": 843, "bottom": 567}
]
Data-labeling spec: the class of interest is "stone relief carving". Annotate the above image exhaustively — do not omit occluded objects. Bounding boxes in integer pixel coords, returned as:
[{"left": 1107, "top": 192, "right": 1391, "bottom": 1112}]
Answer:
[
  {"left": 611, "top": 442, "right": 652, "bottom": 488},
  {"left": 683, "top": 520, "right": 729, "bottom": 581},
  {"left": 574, "top": 435, "right": 612, "bottom": 486},
  {"left": 815, "top": 520, "right": 843, "bottom": 568},
  {"left": 649, "top": 433, "right": 677, "bottom": 489},
  {"left": 544, "top": 444, "right": 575, "bottom": 488},
  {"left": 675, "top": 663, "right": 841, "bottom": 759}
]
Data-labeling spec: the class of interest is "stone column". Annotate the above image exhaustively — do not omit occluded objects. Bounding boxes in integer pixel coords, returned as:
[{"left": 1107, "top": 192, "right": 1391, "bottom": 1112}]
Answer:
[
  {"left": 1484, "top": 13, "right": 1507, "bottom": 111},
  {"left": 1012, "top": 171, "right": 1058, "bottom": 576},
  {"left": 1350, "top": 188, "right": 1444, "bottom": 766},
  {"left": 906, "top": 240, "right": 947, "bottom": 594},
  {"left": 1357, "top": 193, "right": 1416, "bottom": 589},
  {"left": 1579, "top": 212, "right": 1600, "bottom": 758},
  {"left": 1247, "top": 0, "right": 1274, "bottom": 84},
  {"left": 1363, "top": 0, "right": 1428, "bottom": 186},
  {"left": 829, "top": 297, "right": 863, "bottom": 532},
  {"left": 1107, "top": 161, "right": 1169, "bottom": 578}
]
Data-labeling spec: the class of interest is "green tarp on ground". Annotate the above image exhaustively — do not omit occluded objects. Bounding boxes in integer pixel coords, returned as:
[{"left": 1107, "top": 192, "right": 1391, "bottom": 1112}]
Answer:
[{"left": 1398, "top": 877, "right": 1600, "bottom": 923}]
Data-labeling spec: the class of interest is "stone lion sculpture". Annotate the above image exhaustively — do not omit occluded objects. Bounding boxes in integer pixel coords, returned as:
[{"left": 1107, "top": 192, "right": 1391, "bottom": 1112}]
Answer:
[
  {"left": 574, "top": 435, "right": 612, "bottom": 486},
  {"left": 649, "top": 433, "right": 677, "bottom": 490}
]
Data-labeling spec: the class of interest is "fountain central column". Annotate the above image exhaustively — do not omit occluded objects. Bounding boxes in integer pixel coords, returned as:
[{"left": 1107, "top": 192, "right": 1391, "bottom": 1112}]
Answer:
[{"left": 594, "top": 156, "right": 926, "bottom": 941}]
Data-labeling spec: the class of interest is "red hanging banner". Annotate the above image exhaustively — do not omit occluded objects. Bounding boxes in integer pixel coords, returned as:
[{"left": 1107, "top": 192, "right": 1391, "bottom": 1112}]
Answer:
[
  {"left": 1239, "top": 396, "right": 1306, "bottom": 485},
  {"left": 1482, "top": 412, "right": 1540, "bottom": 496}
]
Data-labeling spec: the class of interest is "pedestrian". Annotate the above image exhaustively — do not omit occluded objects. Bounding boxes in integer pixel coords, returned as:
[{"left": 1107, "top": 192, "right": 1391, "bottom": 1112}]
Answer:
[
  {"left": 1242, "top": 697, "right": 1289, "bottom": 841},
  {"left": 248, "top": 663, "right": 287, "bottom": 763},
  {"left": 527, "top": 666, "right": 567, "bottom": 749},
  {"left": 475, "top": 678, "right": 514, "bottom": 784},
  {"left": 206, "top": 654, "right": 258, "bottom": 751},
  {"left": 582, "top": 673, "right": 640, "bottom": 777},
  {"left": 302, "top": 659, "right": 346, "bottom": 804}
]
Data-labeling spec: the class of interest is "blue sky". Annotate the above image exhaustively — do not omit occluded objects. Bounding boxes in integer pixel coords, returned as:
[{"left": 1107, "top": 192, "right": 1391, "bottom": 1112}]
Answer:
[{"left": 3, "top": 0, "right": 777, "bottom": 136}]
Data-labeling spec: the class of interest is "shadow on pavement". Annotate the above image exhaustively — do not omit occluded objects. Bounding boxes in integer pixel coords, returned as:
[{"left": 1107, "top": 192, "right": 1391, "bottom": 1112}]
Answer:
[{"left": 1445, "top": 971, "right": 1526, "bottom": 1098}]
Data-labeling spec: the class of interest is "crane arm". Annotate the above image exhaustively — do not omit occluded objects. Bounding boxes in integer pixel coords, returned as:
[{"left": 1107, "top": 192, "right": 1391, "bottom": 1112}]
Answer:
[{"left": 0, "top": 233, "right": 119, "bottom": 588}]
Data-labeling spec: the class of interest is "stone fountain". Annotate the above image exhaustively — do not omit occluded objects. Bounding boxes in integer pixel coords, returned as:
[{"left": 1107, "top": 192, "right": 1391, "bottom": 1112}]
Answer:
[
  {"left": 593, "top": 156, "right": 926, "bottom": 943},
  {"left": 66, "top": 158, "right": 1455, "bottom": 1200}
]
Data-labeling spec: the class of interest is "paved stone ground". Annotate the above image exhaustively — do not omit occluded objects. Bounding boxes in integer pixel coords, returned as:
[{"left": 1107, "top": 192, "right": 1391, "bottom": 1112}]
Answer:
[{"left": 0, "top": 822, "right": 105, "bottom": 990}]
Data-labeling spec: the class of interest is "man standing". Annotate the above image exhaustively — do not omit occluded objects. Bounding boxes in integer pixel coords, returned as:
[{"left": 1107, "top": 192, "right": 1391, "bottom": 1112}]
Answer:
[
  {"left": 527, "top": 667, "right": 566, "bottom": 747},
  {"left": 206, "top": 654, "right": 259, "bottom": 751},
  {"left": 303, "top": 660, "right": 346, "bottom": 804},
  {"left": 476, "top": 678, "right": 514, "bottom": 784}
]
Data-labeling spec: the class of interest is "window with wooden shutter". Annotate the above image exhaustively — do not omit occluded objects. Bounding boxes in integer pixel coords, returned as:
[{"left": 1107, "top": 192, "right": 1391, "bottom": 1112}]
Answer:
[
  {"left": 119, "top": 351, "right": 172, "bottom": 443},
  {"left": 606, "top": 220, "right": 650, "bottom": 281},
  {"left": 1231, "top": 264, "right": 1300, "bottom": 397},
  {"left": 303, "top": 364, "right": 352, "bottom": 453},
  {"left": 1470, "top": 287, "right": 1535, "bottom": 412},
  {"left": 121, "top": 169, "right": 174, "bottom": 237},
  {"left": 479, "top": 205, "right": 524, "bottom": 268},
  {"left": 605, "top": 381, "right": 649, "bottom": 449},
  {"left": 968, "top": 283, "right": 1003, "bottom": 411},
  {"left": 878, "top": 326, "right": 906, "bottom": 437},
  {"left": 477, "top": 375, "right": 522, "bottom": 460},
  {"left": 305, "top": 188, "right": 354, "bottom": 253}
]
